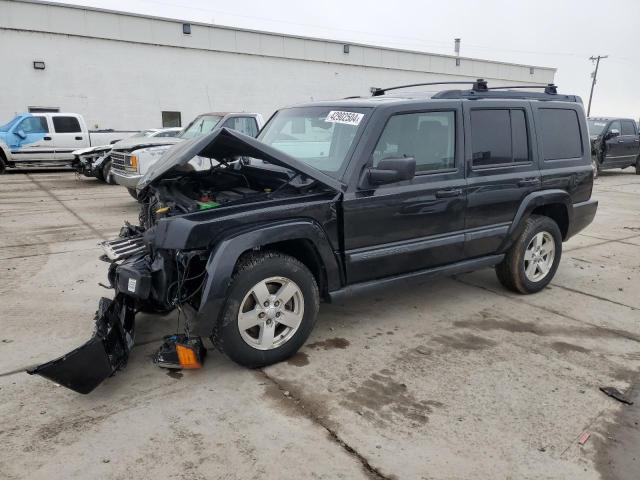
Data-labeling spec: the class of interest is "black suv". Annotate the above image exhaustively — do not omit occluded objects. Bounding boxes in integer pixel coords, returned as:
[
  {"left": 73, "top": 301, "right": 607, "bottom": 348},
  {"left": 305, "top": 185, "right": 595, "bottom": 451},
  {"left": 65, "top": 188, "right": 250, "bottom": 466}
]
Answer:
[
  {"left": 588, "top": 117, "right": 640, "bottom": 176},
  {"left": 31, "top": 80, "right": 598, "bottom": 393}
]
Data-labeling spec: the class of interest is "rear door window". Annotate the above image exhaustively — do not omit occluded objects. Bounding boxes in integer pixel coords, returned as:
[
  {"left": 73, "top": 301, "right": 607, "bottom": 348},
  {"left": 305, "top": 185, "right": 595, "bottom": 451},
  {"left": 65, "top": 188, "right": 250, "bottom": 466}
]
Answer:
[
  {"left": 621, "top": 120, "right": 637, "bottom": 136},
  {"left": 539, "top": 109, "right": 583, "bottom": 160},
  {"left": 52, "top": 116, "right": 81, "bottom": 133},
  {"left": 470, "top": 109, "right": 529, "bottom": 167}
]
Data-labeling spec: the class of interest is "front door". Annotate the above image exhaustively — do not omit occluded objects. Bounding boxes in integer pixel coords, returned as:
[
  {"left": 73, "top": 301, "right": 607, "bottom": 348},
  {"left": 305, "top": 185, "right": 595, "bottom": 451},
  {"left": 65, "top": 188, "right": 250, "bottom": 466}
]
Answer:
[
  {"left": 342, "top": 106, "right": 467, "bottom": 284},
  {"left": 10, "top": 114, "right": 53, "bottom": 162},
  {"left": 603, "top": 120, "right": 627, "bottom": 166}
]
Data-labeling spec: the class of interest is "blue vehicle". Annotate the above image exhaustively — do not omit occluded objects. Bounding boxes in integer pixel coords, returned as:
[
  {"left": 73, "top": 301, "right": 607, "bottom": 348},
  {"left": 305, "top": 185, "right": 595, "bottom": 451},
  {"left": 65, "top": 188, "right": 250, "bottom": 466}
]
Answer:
[{"left": 0, "top": 112, "right": 132, "bottom": 173}]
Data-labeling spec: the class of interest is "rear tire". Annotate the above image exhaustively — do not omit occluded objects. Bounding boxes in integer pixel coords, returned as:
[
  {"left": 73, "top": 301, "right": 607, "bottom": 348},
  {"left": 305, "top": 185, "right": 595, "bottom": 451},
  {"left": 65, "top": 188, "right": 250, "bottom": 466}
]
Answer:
[
  {"left": 635, "top": 157, "right": 640, "bottom": 175},
  {"left": 127, "top": 188, "right": 138, "bottom": 200},
  {"left": 213, "top": 251, "right": 319, "bottom": 368},
  {"left": 102, "top": 159, "right": 116, "bottom": 185},
  {"left": 496, "top": 215, "right": 562, "bottom": 294}
]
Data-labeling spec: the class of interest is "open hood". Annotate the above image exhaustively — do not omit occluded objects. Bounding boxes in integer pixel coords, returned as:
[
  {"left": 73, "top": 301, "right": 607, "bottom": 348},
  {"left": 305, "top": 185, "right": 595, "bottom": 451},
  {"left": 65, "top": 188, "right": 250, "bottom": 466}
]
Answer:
[{"left": 137, "top": 128, "right": 344, "bottom": 192}]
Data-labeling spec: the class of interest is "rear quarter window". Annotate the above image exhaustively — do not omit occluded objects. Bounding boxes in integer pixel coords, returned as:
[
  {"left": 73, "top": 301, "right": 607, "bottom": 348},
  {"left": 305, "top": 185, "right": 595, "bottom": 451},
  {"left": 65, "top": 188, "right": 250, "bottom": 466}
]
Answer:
[{"left": 539, "top": 109, "right": 583, "bottom": 160}]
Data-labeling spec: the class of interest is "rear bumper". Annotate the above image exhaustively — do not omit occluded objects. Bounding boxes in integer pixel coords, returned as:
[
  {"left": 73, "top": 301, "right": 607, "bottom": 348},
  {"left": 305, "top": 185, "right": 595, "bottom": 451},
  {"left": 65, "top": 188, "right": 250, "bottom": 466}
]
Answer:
[
  {"left": 567, "top": 199, "right": 598, "bottom": 239},
  {"left": 112, "top": 170, "right": 142, "bottom": 189}
]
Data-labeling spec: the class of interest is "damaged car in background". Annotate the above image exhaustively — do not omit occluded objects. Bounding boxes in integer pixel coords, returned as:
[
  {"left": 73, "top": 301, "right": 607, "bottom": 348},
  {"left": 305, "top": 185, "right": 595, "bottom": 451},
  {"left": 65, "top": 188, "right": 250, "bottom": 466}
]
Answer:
[
  {"left": 72, "top": 127, "right": 182, "bottom": 184},
  {"left": 111, "top": 112, "right": 263, "bottom": 198},
  {"left": 28, "top": 80, "right": 598, "bottom": 394}
]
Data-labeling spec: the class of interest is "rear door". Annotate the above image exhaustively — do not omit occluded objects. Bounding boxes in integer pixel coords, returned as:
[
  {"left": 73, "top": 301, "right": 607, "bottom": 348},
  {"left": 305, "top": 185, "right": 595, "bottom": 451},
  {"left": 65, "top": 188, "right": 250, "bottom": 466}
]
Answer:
[
  {"left": 463, "top": 102, "right": 540, "bottom": 257},
  {"left": 10, "top": 114, "right": 54, "bottom": 161},
  {"left": 342, "top": 102, "right": 467, "bottom": 283},
  {"left": 52, "top": 115, "right": 86, "bottom": 160},
  {"left": 620, "top": 120, "right": 639, "bottom": 161}
]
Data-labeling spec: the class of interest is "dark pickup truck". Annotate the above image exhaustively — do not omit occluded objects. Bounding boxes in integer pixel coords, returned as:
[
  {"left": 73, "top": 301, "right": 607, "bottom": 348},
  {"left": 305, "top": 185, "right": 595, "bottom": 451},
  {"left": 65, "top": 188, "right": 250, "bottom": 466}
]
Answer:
[
  {"left": 588, "top": 117, "right": 640, "bottom": 176},
  {"left": 30, "top": 80, "right": 598, "bottom": 393}
]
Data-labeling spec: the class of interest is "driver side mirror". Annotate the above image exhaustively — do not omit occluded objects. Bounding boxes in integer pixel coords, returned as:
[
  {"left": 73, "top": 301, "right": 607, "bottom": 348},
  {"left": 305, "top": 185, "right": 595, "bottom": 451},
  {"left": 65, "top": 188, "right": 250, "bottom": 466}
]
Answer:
[
  {"left": 368, "top": 156, "right": 416, "bottom": 185},
  {"left": 15, "top": 129, "right": 27, "bottom": 139},
  {"left": 606, "top": 128, "right": 620, "bottom": 139}
]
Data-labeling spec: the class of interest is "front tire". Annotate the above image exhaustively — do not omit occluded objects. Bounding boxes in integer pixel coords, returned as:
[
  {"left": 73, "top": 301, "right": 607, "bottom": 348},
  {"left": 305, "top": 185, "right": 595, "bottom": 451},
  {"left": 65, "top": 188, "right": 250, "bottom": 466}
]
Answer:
[
  {"left": 635, "top": 157, "right": 640, "bottom": 175},
  {"left": 0, "top": 156, "right": 6, "bottom": 175},
  {"left": 102, "top": 159, "right": 116, "bottom": 185},
  {"left": 213, "top": 252, "right": 319, "bottom": 368},
  {"left": 496, "top": 215, "right": 562, "bottom": 294},
  {"left": 127, "top": 188, "right": 138, "bottom": 200}
]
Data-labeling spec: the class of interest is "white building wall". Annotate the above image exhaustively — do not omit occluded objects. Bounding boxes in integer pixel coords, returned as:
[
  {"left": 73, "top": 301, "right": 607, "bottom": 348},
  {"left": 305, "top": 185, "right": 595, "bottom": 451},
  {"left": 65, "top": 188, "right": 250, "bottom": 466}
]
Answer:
[{"left": 0, "top": 0, "right": 556, "bottom": 130}]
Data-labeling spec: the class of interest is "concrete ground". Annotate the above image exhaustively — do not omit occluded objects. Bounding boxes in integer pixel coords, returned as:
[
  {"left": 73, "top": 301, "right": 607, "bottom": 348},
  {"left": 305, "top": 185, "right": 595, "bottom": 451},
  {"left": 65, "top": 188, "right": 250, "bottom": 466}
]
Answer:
[{"left": 1, "top": 168, "right": 639, "bottom": 480}]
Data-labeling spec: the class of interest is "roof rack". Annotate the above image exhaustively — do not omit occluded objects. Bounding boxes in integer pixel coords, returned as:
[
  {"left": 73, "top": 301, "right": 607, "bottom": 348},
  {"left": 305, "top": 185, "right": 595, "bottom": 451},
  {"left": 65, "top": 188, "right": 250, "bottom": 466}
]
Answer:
[
  {"left": 368, "top": 79, "right": 580, "bottom": 103},
  {"left": 370, "top": 78, "right": 488, "bottom": 96}
]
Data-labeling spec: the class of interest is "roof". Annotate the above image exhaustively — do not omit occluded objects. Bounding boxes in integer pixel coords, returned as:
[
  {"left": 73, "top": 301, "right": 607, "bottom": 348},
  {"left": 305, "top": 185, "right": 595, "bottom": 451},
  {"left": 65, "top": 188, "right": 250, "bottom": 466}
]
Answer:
[{"left": 588, "top": 117, "right": 636, "bottom": 122}]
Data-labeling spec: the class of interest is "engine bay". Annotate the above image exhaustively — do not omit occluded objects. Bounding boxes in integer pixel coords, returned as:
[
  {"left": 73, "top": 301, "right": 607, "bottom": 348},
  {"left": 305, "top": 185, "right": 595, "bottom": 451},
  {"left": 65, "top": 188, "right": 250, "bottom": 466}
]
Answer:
[{"left": 138, "top": 163, "right": 321, "bottom": 229}]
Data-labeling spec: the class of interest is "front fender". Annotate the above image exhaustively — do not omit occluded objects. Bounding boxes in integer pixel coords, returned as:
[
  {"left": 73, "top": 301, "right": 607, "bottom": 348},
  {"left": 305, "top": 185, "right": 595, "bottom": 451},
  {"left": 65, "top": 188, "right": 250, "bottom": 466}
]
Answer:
[
  {"left": 191, "top": 219, "right": 340, "bottom": 337},
  {"left": 499, "top": 189, "right": 572, "bottom": 252}
]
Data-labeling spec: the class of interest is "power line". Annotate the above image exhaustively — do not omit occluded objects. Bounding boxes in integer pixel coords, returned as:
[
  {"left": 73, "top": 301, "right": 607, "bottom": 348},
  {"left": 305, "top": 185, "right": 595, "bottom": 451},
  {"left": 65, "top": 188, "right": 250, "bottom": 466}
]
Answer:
[{"left": 587, "top": 55, "right": 608, "bottom": 116}]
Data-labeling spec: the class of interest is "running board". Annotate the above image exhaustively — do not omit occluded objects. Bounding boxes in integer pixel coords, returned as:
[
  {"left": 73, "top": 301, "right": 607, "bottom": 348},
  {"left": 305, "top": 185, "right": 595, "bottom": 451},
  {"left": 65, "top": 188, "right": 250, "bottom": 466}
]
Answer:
[
  {"left": 99, "top": 235, "right": 146, "bottom": 261},
  {"left": 328, "top": 255, "right": 504, "bottom": 302}
]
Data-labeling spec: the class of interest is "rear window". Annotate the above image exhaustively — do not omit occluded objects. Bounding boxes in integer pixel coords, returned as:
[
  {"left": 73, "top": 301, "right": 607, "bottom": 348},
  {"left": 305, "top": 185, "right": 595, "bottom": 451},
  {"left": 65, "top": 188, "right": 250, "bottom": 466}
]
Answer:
[
  {"left": 53, "top": 116, "right": 81, "bottom": 133},
  {"left": 539, "top": 109, "right": 583, "bottom": 160}
]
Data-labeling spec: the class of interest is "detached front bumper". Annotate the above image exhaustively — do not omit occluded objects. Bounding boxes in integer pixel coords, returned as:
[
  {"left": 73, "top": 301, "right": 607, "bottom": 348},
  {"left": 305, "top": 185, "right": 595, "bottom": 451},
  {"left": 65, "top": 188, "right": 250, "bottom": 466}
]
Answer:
[{"left": 28, "top": 295, "right": 135, "bottom": 394}]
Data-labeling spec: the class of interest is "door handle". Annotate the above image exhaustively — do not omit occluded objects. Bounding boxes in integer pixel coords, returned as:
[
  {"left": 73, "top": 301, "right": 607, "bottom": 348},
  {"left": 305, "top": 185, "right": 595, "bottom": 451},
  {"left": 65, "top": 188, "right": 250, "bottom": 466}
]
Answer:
[
  {"left": 75, "top": 136, "right": 83, "bottom": 140},
  {"left": 518, "top": 178, "right": 541, "bottom": 187},
  {"left": 43, "top": 136, "right": 51, "bottom": 141},
  {"left": 435, "top": 188, "right": 463, "bottom": 198},
  {"left": 617, "top": 139, "right": 625, "bottom": 143}
]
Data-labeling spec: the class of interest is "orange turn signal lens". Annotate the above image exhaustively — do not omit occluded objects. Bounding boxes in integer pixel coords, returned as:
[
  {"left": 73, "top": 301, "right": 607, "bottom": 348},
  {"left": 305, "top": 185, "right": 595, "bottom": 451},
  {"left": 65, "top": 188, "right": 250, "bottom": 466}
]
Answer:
[
  {"left": 129, "top": 155, "right": 138, "bottom": 169},
  {"left": 176, "top": 344, "right": 203, "bottom": 369}
]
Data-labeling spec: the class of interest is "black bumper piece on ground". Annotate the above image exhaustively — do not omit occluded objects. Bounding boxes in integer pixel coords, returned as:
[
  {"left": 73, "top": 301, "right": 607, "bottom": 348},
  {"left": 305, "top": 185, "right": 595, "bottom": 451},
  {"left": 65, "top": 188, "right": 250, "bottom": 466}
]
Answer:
[{"left": 27, "top": 294, "right": 136, "bottom": 394}]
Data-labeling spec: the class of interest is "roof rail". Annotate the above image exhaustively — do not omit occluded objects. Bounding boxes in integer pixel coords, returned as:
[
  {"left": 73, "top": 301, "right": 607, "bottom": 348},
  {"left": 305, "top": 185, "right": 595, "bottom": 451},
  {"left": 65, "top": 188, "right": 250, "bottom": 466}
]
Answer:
[
  {"left": 370, "top": 78, "right": 488, "bottom": 96},
  {"left": 487, "top": 83, "right": 558, "bottom": 94},
  {"left": 432, "top": 88, "right": 581, "bottom": 103}
]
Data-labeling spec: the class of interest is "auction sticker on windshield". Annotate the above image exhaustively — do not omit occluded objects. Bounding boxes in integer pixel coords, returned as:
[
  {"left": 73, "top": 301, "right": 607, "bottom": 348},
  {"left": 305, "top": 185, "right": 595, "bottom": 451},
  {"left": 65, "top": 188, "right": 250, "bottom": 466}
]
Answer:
[{"left": 325, "top": 111, "right": 364, "bottom": 126}]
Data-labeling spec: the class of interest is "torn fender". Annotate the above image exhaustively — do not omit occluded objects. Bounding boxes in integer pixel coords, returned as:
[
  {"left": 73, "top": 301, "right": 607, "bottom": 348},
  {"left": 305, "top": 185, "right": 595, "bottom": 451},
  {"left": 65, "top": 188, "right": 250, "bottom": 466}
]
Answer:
[{"left": 27, "top": 294, "right": 135, "bottom": 394}]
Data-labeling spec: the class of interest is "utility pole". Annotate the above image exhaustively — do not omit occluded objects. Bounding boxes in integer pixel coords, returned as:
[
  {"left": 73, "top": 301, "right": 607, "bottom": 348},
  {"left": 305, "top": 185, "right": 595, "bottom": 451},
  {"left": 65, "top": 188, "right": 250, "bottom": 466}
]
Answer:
[{"left": 587, "top": 55, "right": 608, "bottom": 116}]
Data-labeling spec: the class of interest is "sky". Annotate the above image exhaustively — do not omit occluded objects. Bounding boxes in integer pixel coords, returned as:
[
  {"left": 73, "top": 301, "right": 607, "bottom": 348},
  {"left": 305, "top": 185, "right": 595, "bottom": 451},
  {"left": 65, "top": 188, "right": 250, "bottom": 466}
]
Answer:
[{"left": 62, "top": 0, "right": 640, "bottom": 119}]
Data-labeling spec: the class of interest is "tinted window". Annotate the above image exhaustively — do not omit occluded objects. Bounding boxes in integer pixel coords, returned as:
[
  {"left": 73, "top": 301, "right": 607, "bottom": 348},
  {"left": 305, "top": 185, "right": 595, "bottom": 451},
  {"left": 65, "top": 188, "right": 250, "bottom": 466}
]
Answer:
[
  {"left": 539, "top": 109, "right": 583, "bottom": 160},
  {"left": 621, "top": 120, "right": 637, "bottom": 136},
  {"left": 471, "top": 109, "right": 529, "bottom": 166},
  {"left": 17, "top": 116, "right": 48, "bottom": 134},
  {"left": 373, "top": 111, "right": 455, "bottom": 172},
  {"left": 52, "top": 116, "right": 81, "bottom": 133},
  {"left": 222, "top": 117, "right": 259, "bottom": 137}
]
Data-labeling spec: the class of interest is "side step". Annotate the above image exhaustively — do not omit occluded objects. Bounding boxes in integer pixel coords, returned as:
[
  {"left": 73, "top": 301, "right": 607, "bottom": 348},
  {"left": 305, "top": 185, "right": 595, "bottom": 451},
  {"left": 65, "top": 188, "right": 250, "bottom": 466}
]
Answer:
[{"left": 99, "top": 235, "right": 146, "bottom": 261}]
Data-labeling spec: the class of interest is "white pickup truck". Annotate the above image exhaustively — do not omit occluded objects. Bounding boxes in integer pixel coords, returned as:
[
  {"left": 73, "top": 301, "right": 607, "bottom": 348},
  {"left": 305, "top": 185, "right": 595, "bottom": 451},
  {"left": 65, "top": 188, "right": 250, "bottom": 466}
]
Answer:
[
  {"left": 111, "top": 112, "right": 264, "bottom": 197},
  {"left": 0, "top": 112, "right": 135, "bottom": 173}
]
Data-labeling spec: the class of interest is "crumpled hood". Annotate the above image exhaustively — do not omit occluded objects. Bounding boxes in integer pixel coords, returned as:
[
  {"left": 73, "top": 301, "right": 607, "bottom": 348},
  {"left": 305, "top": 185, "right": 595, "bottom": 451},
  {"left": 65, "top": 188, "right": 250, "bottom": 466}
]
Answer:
[
  {"left": 73, "top": 145, "right": 112, "bottom": 156},
  {"left": 112, "top": 136, "right": 182, "bottom": 152},
  {"left": 137, "top": 128, "right": 343, "bottom": 192}
]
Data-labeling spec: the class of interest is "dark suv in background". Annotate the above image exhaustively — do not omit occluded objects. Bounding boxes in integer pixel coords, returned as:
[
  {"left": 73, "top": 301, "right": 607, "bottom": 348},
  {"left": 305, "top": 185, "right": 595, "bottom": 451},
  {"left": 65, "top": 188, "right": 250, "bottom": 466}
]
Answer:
[
  {"left": 588, "top": 117, "right": 640, "bottom": 176},
  {"left": 31, "top": 80, "right": 599, "bottom": 393}
]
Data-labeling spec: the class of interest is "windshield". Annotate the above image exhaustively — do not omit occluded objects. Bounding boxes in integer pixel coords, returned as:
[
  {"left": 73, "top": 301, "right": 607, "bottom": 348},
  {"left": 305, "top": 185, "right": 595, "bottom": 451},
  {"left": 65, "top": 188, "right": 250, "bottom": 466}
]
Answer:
[
  {"left": 587, "top": 119, "right": 608, "bottom": 135},
  {"left": 0, "top": 116, "right": 22, "bottom": 132},
  {"left": 180, "top": 115, "right": 223, "bottom": 140},
  {"left": 257, "top": 107, "right": 370, "bottom": 177}
]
